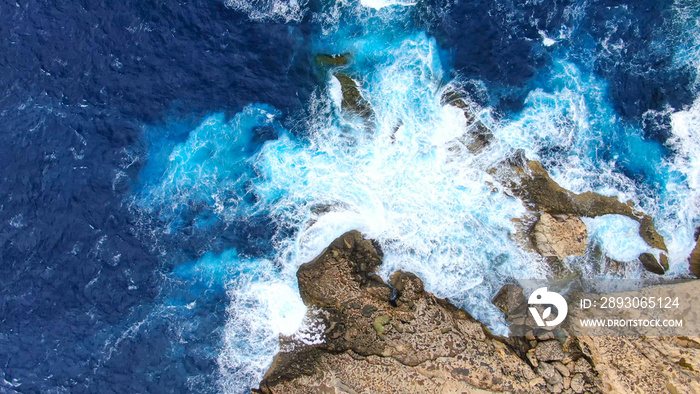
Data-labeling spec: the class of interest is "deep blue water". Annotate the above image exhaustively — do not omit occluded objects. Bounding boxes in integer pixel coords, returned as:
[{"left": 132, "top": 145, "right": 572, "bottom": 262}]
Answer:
[{"left": 1, "top": 0, "right": 699, "bottom": 392}]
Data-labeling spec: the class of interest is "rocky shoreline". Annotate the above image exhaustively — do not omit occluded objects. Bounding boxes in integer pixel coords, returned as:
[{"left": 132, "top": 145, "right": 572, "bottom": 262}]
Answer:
[
  {"left": 254, "top": 55, "right": 700, "bottom": 393},
  {"left": 255, "top": 231, "right": 700, "bottom": 393}
]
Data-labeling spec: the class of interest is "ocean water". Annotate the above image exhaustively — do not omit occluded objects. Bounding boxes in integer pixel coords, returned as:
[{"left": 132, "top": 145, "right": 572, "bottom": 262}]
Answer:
[{"left": 1, "top": 0, "right": 699, "bottom": 392}]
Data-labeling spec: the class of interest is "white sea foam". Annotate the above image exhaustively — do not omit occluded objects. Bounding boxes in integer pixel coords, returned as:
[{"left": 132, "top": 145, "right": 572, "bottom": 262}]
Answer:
[
  {"left": 359, "top": 0, "right": 416, "bottom": 10},
  {"left": 665, "top": 96, "right": 700, "bottom": 272},
  {"left": 538, "top": 30, "right": 557, "bottom": 47},
  {"left": 217, "top": 258, "right": 307, "bottom": 392},
  {"left": 582, "top": 215, "right": 652, "bottom": 262},
  {"left": 224, "top": 0, "right": 307, "bottom": 22},
  {"left": 495, "top": 59, "right": 700, "bottom": 274},
  {"left": 249, "top": 33, "right": 543, "bottom": 335}
]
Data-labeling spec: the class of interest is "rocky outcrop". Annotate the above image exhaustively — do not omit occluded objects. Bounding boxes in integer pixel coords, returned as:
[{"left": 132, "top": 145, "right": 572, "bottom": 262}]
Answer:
[
  {"left": 531, "top": 213, "right": 587, "bottom": 259},
  {"left": 258, "top": 232, "right": 545, "bottom": 392},
  {"left": 315, "top": 53, "right": 350, "bottom": 67},
  {"left": 313, "top": 53, "right": 373, "bottom": 119},
  {"left": 443, "top": 92, "right": 494, "bottom": 154},
  {"left": 333, "top": 73, "right": 373, "bottom": 119},
  {"left": 690, "top": 234, "right": 700, "bottom": 278},
  {"left": 576, "top": 335, "right": 700, "bottom": 394},
  {"left": 569, "top": 281, "right": 700, "bottom": 393},
  {"left": 258, "top": 232, "right": 700, "bottom": 393},
  {"left": 441, "top": 90, "right": 669, "bottom": 275},
  {"left": 257, "top": 231, "right": 601, "bottom": 393},
  {"left": 493, "top": 280, "right": 700, "bottom": 394},
  {"left": 639, "top": 252, "right": 667, "bottom": 275},
  {"left": 506, "top": 159, "right": 669, "bottom": 274},
  {"left": 510, "top": 160, "right": 667, "bottom": 252}
]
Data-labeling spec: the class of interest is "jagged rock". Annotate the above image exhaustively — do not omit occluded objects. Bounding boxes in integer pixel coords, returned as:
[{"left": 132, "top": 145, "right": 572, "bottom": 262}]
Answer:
[
  {"left": 639, "top": 252, "right": 666, "bottom": 275},
  {"left": 507, "top": 159, "right": 669, "bottom": 273},
  {"left": 690, "top": 234, "right": 700, "bottom": 278},
  {"left": 492, "top": 284, "right": 526, "bottom": 316},
  {"left": 531, "top": 213, "right": 587, "bottom": 259},
  {"left": 257, "top": 231, "right": 545, "bottom": 393},
  {"left": 442, "top": 91, "right": 494, "bottom": 153},
  {"left": 257, "top": 232, "right": 699, "bottom": 394},
  {"left": 333, "top": 73, "right": 373, "bottom": 118},
  {"left": 315, "top": 53, "right": 350, "bottom": 67}
]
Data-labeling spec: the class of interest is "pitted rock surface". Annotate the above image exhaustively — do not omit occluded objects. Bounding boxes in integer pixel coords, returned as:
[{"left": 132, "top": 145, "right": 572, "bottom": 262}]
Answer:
[
  {"left": 531, "top": 213, "right": 587, "bottom": 259},
  {"left": 256, "top": 231, "right": 699, "bottom": 393},
  {"left": 256, "top": 231, "right": 543, "bottom": 393}
]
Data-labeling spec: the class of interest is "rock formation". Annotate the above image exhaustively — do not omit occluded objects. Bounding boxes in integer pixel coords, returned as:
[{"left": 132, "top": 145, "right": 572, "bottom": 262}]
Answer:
[
  {"left": 442, "top": 89, "right": 669, "bottom": 275},
  {"left": 257, "top": 231, "right": 700, "bottom": 393},
  {"left": 493, "top": 281, "right": 700, "bottom": 393},
  {"left": 443, "top": 92, "right": 494, "bottom": 154},
  {"left": 315, "top": 53, "right": 350, "bottom": 67},
  {"left": 690, "top": 234, "right": 700, "bottom": 278},
  {"left": 506, "top": 159, "right": 669, "bottom": 274},
  {"left": 333, "top": 73, "right": 373, "bottom": 118},
  {"left": 314, "top": 53, "right": 373, "bottom": 119},
  {"left": 531, "top": 213, "right": 587, "bottom": 259},
  {"left": 257, "top": 231, "right": 547, "bottom": 393}
]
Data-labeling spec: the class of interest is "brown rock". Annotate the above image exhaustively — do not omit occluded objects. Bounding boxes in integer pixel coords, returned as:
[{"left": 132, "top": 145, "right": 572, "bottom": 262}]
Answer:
[
  {"left": 531, "top": 213, "right": 587, "bottom": 258},
  {"left": 690, "top": 235, "right": 700, "bottom": 278},
  {"left": 535, "top": 340, "right": 566, "bottom": 361},
  {"left": 492, "top": 284, "right": 526, "bottom": 316},
  {"left": 314, "top": 53, "right": 350, "bottom": 67},
  {"left": 258, "top": 231, "right": 542, "bottom": 393},
  {"left": 333, "top": 73, "right": 373, "bottom": 118},
  {"left": 506, "top": 160, "right": 668, "bottom": 273},
  {"left": 567, "top": 280, "right": 700, "bottom": 393},
  {"left": 639, "top": 253, "right": 666, "bottom": 275},
  {"left": 573, "top": 335, "right": 700, "bottom": 393},
  {"left": 258, "top": 233, "right": 700, "bottom": 394}
]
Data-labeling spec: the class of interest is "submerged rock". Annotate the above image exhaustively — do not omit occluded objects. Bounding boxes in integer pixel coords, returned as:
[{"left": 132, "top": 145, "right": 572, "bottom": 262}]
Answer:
[
  {"left": 443, "top": 91, "right": 494, "bottom": 154},
  {"left": 333, "top": 72, "right": 373, "bottom": 119},
  {"left": 314, "top": 53, "right": 373, "bottom": 119}
]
